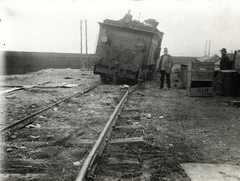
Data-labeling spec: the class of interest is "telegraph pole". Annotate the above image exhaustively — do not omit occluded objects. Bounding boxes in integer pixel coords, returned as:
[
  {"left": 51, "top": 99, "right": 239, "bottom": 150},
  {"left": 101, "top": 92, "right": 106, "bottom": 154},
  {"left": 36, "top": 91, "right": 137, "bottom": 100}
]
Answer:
[
  {"left": 208, "top": 40, "right": 211, "bottom": 56},
  {"left": 85, "top": 20, "right": 88, "bottom": 54},
  {"left": 205, "top": 40, "right": 207, "bottom": 56},
  {"left": 80, "top": 19, "right": 88, "bottom": 54},
  {"left": 80, "top": 20, "right": 82, "bottom": 54}
]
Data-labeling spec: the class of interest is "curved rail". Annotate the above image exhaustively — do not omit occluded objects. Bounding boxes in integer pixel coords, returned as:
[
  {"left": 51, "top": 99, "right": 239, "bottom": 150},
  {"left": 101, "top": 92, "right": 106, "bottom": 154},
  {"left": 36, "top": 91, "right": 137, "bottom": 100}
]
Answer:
[
  {"left": 75, "top": 83, "right": 139, "bottom": 181},
  {"left": 1, "top": 84, "right": 99, "bottom": 132}
]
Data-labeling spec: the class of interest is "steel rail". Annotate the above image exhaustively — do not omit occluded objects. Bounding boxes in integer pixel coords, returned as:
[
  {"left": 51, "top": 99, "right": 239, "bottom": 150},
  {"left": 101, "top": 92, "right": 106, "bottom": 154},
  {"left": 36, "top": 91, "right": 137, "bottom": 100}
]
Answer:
[
  {"left": 1, "top": 84, "right": 99, "bottom": 132},
  {"left": 75, "top": 83, "right": 139, "bottom": 181}
]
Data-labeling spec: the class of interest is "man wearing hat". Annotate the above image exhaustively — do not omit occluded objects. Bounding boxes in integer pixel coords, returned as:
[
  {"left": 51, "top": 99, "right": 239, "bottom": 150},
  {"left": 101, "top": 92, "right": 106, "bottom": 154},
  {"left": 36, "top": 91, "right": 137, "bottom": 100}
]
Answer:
[
  {"left": 156, "top": 48, "right": 174, "bottom": 89},
  {"left": 220, "top": 48, "right": 231, "bottom": 70}
]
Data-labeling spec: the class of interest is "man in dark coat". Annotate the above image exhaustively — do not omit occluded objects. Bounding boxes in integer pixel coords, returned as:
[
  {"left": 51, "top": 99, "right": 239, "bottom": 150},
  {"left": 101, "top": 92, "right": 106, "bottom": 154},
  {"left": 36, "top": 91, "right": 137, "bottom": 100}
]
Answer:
[
  {"left": 155, "top": 48, "right": 174, "bottom": 89},
  {"left": 220, "top": 48, "right": 231, "bottom": 70}
]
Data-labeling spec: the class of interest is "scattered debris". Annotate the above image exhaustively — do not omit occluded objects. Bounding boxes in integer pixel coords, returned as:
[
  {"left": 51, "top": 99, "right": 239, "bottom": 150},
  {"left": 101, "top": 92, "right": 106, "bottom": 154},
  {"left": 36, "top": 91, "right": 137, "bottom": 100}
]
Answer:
[
  {"left": 60, "top": 84, "right": 79, "bottom": 88},
  {"left": 5, "top": 94, "right": 16, "bottom": 99},
  {"left": 64, "top": 77, "right": 73, "bottom": 79},
  {"left": 11, "top": 135, "right": 17, "bottom": 139},
  {"left": 127, "top": 120, "right": 132, "bottom": 123},
  {"left": 119, "top": 85, "right": 130, "bottom": 89},
  {"left": 6, "top": 148, "right": 13, "bottom": 152},
  {"left": 30, "top": 104, "right": 36, "bottom": 108},
  {"left": 0, "top": 88, "right": 22, "bottom": 94},
  {"left": 147, "top": 114, "right": 151, "bottom": 119},
  {"left": 25, "top": 123, "right": 41, "bottom": 128},
  {"left": 103, "top": 91, "right": 110, "bottom": 93},
  {"left": 18, "top": 145, "right": 27, "bottom": 149},
  {"left": 23, "top": 85, "right": 34, "bottom": 89},
  {"left": 44, "top": 100, "right": 51, "bottom": 104},
  {"left": 41, "top": 81, "right": 50, "bottom": 85},
  {"left": 73, "top": 161, "right": 81, "bottom": 166},
  {"left": 137, "top": 92, "right": 145, "bottom": 96},
  {"left": 30, "top": 135, "right": 40, "bottom": 139},
  {"left": 26, "top": 124, "right": 35, "bottom": 128},
  {"left": 39, "top": 115, "right": 46, "bottom": 119}
]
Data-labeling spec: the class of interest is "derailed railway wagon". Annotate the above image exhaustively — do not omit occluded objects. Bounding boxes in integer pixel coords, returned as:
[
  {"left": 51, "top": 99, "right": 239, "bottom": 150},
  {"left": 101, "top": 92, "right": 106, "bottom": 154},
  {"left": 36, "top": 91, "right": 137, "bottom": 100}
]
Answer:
[{"left": 93, "top": 12, "right": 164, "bottom": 84}]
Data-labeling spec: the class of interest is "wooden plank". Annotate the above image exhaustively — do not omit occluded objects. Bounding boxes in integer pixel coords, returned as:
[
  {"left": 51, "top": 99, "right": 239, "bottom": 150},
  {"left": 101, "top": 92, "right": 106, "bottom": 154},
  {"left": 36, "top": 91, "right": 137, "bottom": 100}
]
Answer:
[
  {"left": 0, "top": 88, "right": 22, "bottom": 94},
  {"left": 191, "top": 70, "right": 214, "bottom": 81},
  {"left": 188, "top": 87, "right": 213, "bottom": 97},
  {"left": 3, "top": 141, "right": 51, "bottom": 148},
  {"left": 229, "top": 100, "right": 240, "bottom": 107},
  {"left": 192, "top": 62, "right": 214, "bottom": 71},
  {"left": 123, "top": 108, "right": 140, "bottom": 112},
  {"left": 1, "top": 159, "right": 49, "bottom": 173},
  {"left": 29, "top": 126, "right": 82, "bottom": 129},
  {"left": 104, "top": 157, "right": 140, "bottom": 165},
  {"left": 68, "top": 139, "right": 95, "bottom": 145},
  {"left": 110, "top": 137, "right": 144, "bottom": 144},
  {"left": 114, "top": 125, "right": 143, "bottom": 130},
  {"left": 181, "top": 163, "right": 240, "bottom": 181},
  {"left": 5, "top": 139, "right": 96, "bottom": 148},
  {"left": 119, "top": 112, "right": 140, "bottom": 119},
  {"left": 1, "top": 159, "right": 47, "bottom": 164},
  {"left": 0, "top": 174, "right": 46, "bottom": 180}
]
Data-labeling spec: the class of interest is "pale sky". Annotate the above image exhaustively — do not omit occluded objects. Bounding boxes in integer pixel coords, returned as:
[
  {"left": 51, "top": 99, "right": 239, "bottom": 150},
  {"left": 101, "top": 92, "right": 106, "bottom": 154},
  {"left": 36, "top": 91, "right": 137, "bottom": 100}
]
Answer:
[{"left": 1, "top": 0, "right": 240, "bottom": 57}]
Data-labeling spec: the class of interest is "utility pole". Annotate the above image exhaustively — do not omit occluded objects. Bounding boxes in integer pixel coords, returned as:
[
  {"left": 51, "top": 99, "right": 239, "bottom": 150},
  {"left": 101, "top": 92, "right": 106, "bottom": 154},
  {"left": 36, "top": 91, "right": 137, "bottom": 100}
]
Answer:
[
  {"left": 205, "top": 40, "right": 207, "bottom": 56},
  {"left": 80, "top": 19, "right": 88, "bottom": 54},
  {"left": 80, "top": 20, "right": 82, "bottom": 54},
  {"left": 208, "top": 40, "right": 211, "bottom": 56},
  {"left": 85, "top": 20, "right": 88, "bottom": 54}
]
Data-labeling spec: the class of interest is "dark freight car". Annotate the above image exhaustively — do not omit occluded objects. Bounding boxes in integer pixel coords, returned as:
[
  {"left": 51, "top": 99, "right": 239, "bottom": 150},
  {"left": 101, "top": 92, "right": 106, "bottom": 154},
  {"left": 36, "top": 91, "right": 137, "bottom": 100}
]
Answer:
[{"left": 93, "top": 12, "right": 164, "bottom": 84}]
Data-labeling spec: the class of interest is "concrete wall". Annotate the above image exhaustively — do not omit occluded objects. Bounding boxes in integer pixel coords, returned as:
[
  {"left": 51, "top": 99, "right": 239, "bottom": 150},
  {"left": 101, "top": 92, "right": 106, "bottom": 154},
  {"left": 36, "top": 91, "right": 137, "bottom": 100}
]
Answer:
[{"left": 0, "top": 51, "right": 97, "bottom": 75}]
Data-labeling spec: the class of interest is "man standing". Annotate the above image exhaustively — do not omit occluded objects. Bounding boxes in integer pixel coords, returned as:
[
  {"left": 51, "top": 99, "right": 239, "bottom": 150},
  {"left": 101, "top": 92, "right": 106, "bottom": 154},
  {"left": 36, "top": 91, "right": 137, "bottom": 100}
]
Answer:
[
  {"left": 156, "top": 48, "right": 174, "bottom": 89},
  {"left": 220, "top": 48, "right": 231, "bottom": 70}
]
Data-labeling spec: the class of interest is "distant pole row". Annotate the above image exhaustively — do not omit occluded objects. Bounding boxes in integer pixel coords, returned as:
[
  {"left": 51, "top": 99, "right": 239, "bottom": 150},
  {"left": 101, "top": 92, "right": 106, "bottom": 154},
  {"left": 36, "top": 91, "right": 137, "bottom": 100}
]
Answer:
[{"left": 80, "top": 20, "right": 88, "bottom": 54}]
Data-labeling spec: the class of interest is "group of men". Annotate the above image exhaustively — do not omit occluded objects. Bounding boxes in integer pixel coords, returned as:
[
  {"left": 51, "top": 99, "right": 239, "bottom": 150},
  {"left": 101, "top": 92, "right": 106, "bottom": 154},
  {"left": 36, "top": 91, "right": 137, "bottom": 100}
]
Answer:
[{"left": 155, "top": 47, "right": 232, "bottom": 90}]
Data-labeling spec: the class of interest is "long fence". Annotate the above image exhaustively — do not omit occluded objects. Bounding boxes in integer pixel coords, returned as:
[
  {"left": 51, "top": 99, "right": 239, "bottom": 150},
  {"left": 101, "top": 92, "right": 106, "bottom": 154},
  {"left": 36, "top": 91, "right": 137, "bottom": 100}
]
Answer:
[{"left": 0, "top": 51, "right": 97, "bottom": 75}]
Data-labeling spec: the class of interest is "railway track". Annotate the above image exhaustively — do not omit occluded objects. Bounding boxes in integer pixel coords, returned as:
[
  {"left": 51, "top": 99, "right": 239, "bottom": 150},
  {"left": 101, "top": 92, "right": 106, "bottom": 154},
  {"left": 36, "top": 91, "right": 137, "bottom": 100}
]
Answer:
[
  {"left": 74, "top": 83, "right": 172, "bottom": 181},
  {"left": 1, "top": 84, "right": 99, "bottom": 133},
  {"left": 1, "top": 83, "right": 124, "bottom": 181},
  {"left": 76, "top": 84, "right": 139, "bottom": 181},
  {"left": 2, "top": 81, "right": 184, "bottom": 181}
]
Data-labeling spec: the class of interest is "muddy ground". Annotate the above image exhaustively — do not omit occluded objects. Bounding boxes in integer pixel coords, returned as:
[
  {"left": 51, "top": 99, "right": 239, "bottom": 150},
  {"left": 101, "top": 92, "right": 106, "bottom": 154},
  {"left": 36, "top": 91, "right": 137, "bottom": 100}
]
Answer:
[{"left": 0, "top": 68, "right": 240, "bottom": 181}]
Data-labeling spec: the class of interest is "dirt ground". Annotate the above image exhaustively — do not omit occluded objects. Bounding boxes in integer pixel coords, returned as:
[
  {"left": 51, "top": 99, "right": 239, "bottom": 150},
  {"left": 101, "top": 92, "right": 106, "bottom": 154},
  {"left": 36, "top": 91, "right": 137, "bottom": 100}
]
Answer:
[
  {"left": 1, "top": 68, "right": 240, "bottom": 181},
  {"left": 138, "top": 77, "right": 240, "bottom": 180}
]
